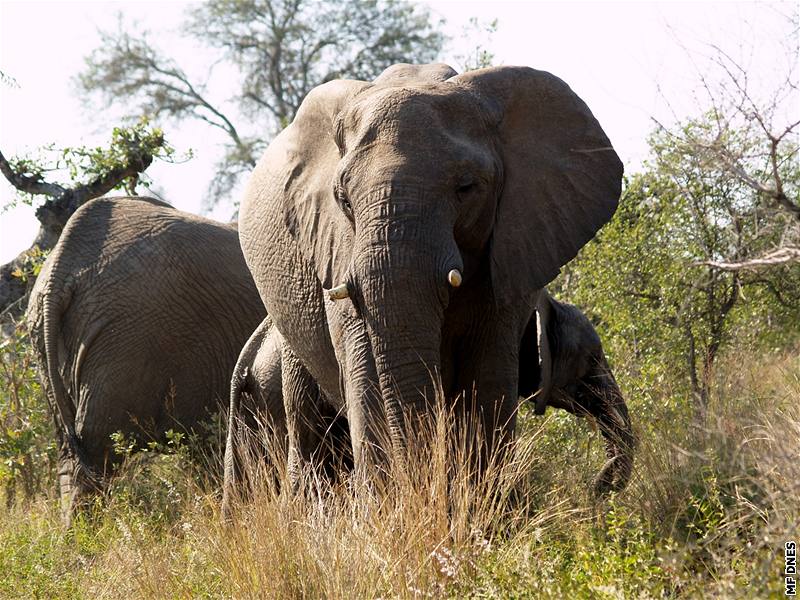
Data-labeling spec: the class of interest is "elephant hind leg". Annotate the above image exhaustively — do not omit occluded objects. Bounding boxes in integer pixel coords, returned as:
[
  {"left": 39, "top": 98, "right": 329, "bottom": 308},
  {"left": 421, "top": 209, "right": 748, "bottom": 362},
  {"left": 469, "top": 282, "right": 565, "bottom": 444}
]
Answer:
[
  {"left": 57, "top": 445, "right": 105, "bottom": 527},
  {"left": 57, "top": 452, "right": 77, "bottom": 526}
]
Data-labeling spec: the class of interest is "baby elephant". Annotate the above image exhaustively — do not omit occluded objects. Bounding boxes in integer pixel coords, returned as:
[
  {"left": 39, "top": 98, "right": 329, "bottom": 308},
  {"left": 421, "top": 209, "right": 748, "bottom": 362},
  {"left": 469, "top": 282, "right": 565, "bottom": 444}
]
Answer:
[
  {"left": 222, "top": 317, "right": 351, "bottom": 514},
  {"left": 519, "top": 291, "right": 635, "bottom": 495},
  {"left": 223, "top": 290, "right": 634, "bottom": 515},
  {"left": 26, "top": 196, "right": 266, "bottom": 524}
]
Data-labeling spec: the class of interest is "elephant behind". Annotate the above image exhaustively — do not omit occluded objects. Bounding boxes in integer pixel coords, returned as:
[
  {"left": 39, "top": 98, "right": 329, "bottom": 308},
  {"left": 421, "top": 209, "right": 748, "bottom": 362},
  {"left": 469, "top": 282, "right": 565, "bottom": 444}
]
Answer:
[{"left": 25, "top": 196, "right": 266, "bottom": 523}]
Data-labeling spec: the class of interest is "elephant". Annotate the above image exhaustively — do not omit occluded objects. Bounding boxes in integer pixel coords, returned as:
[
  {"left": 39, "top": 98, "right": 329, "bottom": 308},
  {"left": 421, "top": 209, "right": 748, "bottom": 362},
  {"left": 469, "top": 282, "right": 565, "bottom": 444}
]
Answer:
[
  {"left": 236, "top": 62, "right": 625, "bottom": 485},
  {"left": 520, "top": 291, "right": 634, "bottom": 494},
  {"left": 221, "top": 289, "right": 633, "bottom": 515},
  {"left": 25, "top": 196, "right": 266, "bottom": 524},
  {"left": 222, "top": 315, "right": 354, "bottom": 507}
]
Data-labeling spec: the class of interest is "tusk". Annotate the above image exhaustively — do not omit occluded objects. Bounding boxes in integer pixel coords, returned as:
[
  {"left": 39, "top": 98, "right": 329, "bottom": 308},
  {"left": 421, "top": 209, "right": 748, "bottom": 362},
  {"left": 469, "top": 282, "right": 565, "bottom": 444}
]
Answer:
[
  {"left": 328, "top": 283, "right": 350, "bottom": 301},
  {"left": 447, "top": 269, "right": 462, "bottom": 288}
]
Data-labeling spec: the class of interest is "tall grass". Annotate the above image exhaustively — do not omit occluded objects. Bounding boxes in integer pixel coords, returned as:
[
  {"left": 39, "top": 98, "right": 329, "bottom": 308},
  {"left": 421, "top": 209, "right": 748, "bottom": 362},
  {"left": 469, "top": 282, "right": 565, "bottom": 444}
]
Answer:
[{"left": 0, "top": 343, "right": 797, "bottom": 598}]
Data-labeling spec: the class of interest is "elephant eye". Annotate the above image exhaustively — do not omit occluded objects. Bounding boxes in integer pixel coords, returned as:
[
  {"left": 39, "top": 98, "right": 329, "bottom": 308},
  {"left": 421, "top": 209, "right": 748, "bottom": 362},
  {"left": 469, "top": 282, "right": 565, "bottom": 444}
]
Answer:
[
  {"left": 335, "top": 183, "right": 354, "bottom": 220},
  {"left": 456, "top": 178, "right": 479, "bottom": 201}
]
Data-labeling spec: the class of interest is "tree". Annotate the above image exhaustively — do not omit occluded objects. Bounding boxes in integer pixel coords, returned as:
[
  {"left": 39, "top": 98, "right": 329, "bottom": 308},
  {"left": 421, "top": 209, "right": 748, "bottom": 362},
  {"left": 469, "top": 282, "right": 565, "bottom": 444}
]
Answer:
[
  {"left": 0, "top": 119, "right": 172, "bottom": 320},
  {"left": 454, "top": 17, "right": 497, "bottom": 72},
  {"left": 556, "top": 7, "right": 799, "bottom": 423},
  {"left": 653, "top": 7, "right": 799, "bottom": 272},
  {"left": 557, "top": 150, "right": 800, "bottom": 425},
  {"left": 78, "top": 0, "right": 445, "bottom": 205}
]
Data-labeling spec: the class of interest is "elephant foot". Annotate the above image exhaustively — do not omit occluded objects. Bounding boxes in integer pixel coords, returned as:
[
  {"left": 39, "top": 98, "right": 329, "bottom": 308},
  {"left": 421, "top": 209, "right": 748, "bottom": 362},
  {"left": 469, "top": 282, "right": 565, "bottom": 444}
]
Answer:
[{"left": 58, "top": 454, "right": 104, "bottom": 527}]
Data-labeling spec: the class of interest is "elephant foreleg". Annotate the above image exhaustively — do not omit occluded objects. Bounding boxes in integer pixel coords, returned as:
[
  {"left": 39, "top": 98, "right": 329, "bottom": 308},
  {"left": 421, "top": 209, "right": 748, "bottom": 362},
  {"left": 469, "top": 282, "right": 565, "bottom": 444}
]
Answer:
[{"left": 455, "top": 336, "right": 521, "bottom": 471}]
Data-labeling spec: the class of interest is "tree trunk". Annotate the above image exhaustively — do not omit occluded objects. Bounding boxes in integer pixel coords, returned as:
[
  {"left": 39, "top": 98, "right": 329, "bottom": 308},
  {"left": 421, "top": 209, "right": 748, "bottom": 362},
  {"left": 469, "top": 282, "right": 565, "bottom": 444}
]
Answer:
[
  {"left": 684, "top": 323, "right": 707, "bottom": 426},
  {"left": 0, "top": 202, "right": 78, "bottom": 328}
]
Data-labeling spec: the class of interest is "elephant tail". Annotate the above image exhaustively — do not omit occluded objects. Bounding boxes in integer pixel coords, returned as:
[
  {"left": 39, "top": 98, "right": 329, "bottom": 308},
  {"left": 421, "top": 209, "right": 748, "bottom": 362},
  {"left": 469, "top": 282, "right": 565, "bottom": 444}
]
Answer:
[
  {"left": 222, "top": 316, "right": 274, "bottom": 522},
  {"left": 38, "top": 278, "right": 95, "bottom": 494},
  {"left": 221, "top": 365, "right": 248, "bottom": 523}
]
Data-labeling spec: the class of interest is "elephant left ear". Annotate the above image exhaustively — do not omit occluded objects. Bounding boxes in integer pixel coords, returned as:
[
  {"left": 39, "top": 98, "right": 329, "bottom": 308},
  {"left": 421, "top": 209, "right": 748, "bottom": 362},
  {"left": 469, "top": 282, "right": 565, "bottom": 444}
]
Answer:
[{"left": 450, "top": 66, "right": 623, "bottom": 305}]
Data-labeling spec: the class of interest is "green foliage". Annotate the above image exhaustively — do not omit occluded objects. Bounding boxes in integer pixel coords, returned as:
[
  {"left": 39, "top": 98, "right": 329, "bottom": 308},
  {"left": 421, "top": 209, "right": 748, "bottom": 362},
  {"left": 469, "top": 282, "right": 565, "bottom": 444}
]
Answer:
[
  {"left": 556, "top": 117, "right": 800, "bottom": 411},
  {"left": 456, "top": 17, "right": 498, "bottom": 71},
  {"left": 461, "top": 503, "right": 668, "bottom": 598},
  {"left": 0, "top": 508, "right": 82, "bottom": 599},
  {"left": 9, "top": 246, "right": 48, "bottom": 282},
  {"left": 2, "top": 117, "right": 175, "bottom": 212},
  {"left": 107, "top": 429, "right": 200, "bottom": 523},
  {"left": 557, "top": 172, "right": 684, "bottom": 386},
  {"left": 59, "top": 118, "right": 174, "bottom": 186},
  {"left": 0, "top": 326, "right": 56, "bottom": 507}
]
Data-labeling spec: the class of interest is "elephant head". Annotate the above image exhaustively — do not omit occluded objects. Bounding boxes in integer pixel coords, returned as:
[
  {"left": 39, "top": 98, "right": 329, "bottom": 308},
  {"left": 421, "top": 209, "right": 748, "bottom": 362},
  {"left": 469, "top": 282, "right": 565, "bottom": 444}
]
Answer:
[
  {"left": 519, "top": 291, "right": 635, "bottom": 495},
  {"left": 239, "top": 63, "right": 623, "bottom": 471}
]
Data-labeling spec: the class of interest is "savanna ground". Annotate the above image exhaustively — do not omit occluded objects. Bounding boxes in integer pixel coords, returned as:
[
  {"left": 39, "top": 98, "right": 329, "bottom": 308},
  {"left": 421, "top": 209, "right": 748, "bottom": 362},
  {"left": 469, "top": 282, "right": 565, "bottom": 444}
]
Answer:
[{"left": 1, "top": 321, "right": 797, "bottom": 599}]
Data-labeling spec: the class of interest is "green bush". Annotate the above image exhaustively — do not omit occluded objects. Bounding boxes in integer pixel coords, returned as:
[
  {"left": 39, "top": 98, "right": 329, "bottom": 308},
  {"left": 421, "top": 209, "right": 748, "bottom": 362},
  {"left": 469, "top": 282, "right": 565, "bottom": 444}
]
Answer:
[{"left": 0, "top": 324, "right": 57, "bottom": 506}]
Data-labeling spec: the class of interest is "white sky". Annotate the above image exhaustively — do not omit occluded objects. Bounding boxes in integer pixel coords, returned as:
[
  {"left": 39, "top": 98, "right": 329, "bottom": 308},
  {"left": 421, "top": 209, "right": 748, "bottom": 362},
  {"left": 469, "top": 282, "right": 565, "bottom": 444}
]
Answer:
[{"left": 1, "top": 0, "right": 796, "bottom": 263}]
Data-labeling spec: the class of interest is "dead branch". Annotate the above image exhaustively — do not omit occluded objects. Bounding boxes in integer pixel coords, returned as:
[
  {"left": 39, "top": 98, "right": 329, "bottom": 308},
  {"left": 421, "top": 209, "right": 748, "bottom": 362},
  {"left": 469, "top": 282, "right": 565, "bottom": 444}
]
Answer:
[{"left": 695, "top": 247, "right": 800, "bottom": 271}]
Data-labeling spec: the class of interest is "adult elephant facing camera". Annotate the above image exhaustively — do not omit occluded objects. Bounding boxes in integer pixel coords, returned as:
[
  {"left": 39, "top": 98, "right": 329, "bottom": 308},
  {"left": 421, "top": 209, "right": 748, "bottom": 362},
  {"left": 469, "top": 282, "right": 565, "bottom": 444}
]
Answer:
[{"left": 238, "top": 63, "right": 623, "bottom": 480}]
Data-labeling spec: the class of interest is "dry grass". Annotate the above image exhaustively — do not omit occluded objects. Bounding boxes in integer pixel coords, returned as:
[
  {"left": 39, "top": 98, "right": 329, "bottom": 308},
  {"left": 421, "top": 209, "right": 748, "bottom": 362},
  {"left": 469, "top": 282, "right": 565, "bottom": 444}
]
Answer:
[{"left": 1, "top": 348, "right": 798, "bottom": 598}]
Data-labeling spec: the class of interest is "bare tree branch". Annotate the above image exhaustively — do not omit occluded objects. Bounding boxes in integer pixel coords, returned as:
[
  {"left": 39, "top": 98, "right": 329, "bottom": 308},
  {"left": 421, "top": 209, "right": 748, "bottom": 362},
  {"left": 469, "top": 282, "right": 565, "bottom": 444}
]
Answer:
[
  {"left": 695, "top": 247, "right": 800, "bottom": 271},
  {"left": 78, "top": 0, "right": 445, "bottom": 204},
  {"left": 0, "top": 151, "right": 66, "bottom": 198}
]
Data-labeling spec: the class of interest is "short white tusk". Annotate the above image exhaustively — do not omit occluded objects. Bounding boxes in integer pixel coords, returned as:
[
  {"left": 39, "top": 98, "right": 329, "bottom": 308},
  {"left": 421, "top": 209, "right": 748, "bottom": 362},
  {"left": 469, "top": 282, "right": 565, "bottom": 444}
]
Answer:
[
  {"left": 328, "top": 283, "right": 350, "bottom": 301},
  {"left": 447, "top": 269, "right": 462, "bottom": 288}
]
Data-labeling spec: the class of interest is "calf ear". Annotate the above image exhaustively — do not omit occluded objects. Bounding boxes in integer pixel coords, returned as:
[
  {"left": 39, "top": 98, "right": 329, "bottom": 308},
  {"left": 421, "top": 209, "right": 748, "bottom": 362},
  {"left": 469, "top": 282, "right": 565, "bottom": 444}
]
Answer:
[
  {"left": 534, "top": 292, "right": 554, "bottom": 415},
  {"left": 518, "top": 290, "right": 554, "bottom": 415}
]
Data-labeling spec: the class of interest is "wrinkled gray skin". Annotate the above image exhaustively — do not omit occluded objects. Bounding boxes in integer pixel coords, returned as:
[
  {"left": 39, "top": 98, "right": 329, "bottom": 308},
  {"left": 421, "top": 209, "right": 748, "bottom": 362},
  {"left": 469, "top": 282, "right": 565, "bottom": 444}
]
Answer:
[
  {"left": 222, "top": 317, "right": 352, "bottom": 512},
  {"left": 26, "top": 196, "right": 265, "bottom": 524},
  {"left": 222, "top": 289, "right": 633, "bottom": 515},
  {"left": 237, "top": 62, "right": 626, "bottom": 485}
]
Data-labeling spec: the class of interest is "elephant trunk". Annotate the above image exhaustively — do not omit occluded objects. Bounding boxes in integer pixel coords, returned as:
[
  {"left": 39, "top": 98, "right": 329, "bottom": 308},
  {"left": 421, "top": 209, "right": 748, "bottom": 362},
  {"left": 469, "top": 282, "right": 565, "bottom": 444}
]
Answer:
[
  {"left": 590, "top": 362, "right": 635, "bottom": 496},
  {"left": 361, "top": 282, "right": 444, "bottom": 463},
  {"left": 372, "top": 323, "right": 442, "bottom": 451},
  {"left": 352, "top": 220, "right": 450, "bottom": 469}
]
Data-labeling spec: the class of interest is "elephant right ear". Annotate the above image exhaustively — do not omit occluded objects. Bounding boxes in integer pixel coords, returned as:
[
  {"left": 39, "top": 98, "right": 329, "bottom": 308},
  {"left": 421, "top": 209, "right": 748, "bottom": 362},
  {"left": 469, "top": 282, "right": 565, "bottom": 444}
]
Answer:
[
  {"left": 248, "top": 79, "right": 371, "bottom": 289},
  {"left": 451, "top": 66, "right": 623, "bottom": 305}
]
